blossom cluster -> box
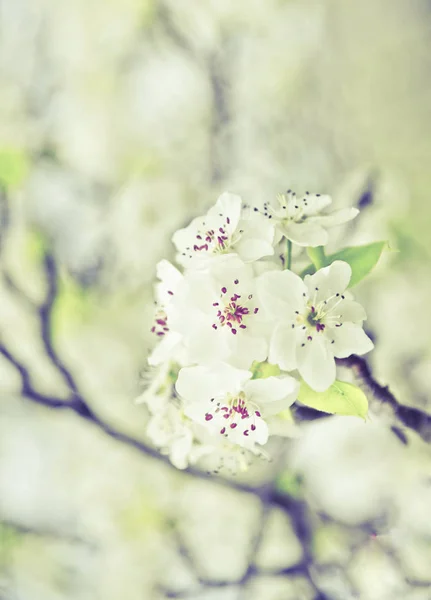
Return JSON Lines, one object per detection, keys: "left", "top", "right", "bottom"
{"left": 137, "top": 192, "right": 373, "bottom": 471}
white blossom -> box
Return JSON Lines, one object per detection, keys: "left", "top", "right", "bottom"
{"left": 135, "top": 361, "right": 178, "bottom": 414}
{"left": 257, "top": 261, "right": 373, "bottom": 391}
{"left": 146, "top": 403, "right": 195, "bottom": 470}
{"left": 167, "top": 257, "right": 270, "bottom": 369}
{"left": 172, "top": 192, "right": 275, "bottom": 267}
{"left": 176, "top": 362, "right": 299, "bottom": 451}
{"left": 261, "top": 191, "right": 358, "bottom": 247}
{"left": 148, "top": 259, "right": 186, "bottom": 367}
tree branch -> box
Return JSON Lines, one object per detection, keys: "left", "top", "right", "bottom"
{"left": 337, "top": 356, "right": 431, "bottom": 443}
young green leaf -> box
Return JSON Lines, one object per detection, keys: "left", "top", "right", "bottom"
{"left": 327, "top": 241, "right": 387, "bottom": 287}
{"left": 297, "top": 380, "right": 368, "bottom": 419}
{"left": 300, "top": 241, "right": 387, "bottom": 287}
{"left": 306, "top": 246, "right": 326, "bottom": 270}
{"left": 250, "top": 361, "right": 281, "bottom": 379}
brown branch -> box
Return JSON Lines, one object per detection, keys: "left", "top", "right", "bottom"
{"left": 337, "top": 356, "right": 431, "bottom": 443}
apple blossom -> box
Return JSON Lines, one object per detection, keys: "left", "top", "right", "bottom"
{"left": 167, "top": 257, "right": 272, "bottom": 369}
{"left": 148, "top": 259, "right": 186, "bottom": 366}
{"left": 136, "top": 361, "right": 179, "bottom": 414}
{"left": 260, "top": 190, "right": 358, "bottom": 247}
{"left": 176, "top": 363, "right": 299, "bottom": 451}
{"left": 257, "top": 261, "right": 373, "bottom": 392}
{"left": 172, "top": 192, "right": 275, "bottom": 266}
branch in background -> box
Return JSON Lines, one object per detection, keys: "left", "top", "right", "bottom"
{"left": 161, "top": 458, "right": 330, "bottom": 600}
{"left": 0, "top": 519, "right": 91, "bottom": 547}
{"left": 0, "top": 224, "right": 429, "bottom": 597}
{"left": 338, "top": 356, "right": 431, "bottom": 444}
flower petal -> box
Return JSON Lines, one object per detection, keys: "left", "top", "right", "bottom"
{"left": 257, "top": 269, "right": 307, "bottom": 320}
{"left": 148, "top": 332, "right": 182, "bottom": 366}
{"left": 234, "top": 238, "right": 275, "bottom": 262}
{"left": 305, "top": 261, "right": 351, "bottom": 304}
{"left": 234, "top": 213, "right": 275, "bottom": 262}
{"left": 269, "top": 322, "right": 297, "bottom": 371}
{"left": 176, "top": 363, "right": 252, "bottom": 404}
{"left": 331, "top": 323, "right": 374, "bottom": 358}
{"left": 311, "top": 207, "right": 359, "bottom": 227}
{"left": 209, "top": 192, "right": 242, "bottom": 231}
{"left": 281, "top": 221, "right": 329, "bottom": 247}
{"left": 338, "top": 299, "right": 367, "bottom": 323}
{"left": 301, "top": 193, "right": 332, "bottom": 216}
{"left": 297, "top": 335, "right": 336, "bottom": 392}
{"left": 245, "top": 375, "right": 299, "bottom": 414}
{"left": 169, "top": 431, "right": 194, "bottom": 470}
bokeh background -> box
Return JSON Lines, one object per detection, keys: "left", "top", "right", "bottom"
{"left": 1, "top": 1, "right": 431, "bottom": 599}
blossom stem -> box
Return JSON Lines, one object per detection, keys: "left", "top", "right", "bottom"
{"left": 285, "top": 239, "right": 292, "bottom": 270}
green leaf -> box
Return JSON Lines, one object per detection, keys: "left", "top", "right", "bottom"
{"left": 250, "top": 361, "right": 281, "bottom": 379}
{"left": 327, "top": 242, "right": 387, "bottom": 287}
{"left": 297, "top": 380, "right": 368, "bottom": 419}
{"left": 306, "top": 246, "right": 326, "bottom": 270}
{"left": 300, "top": 241, "right": 387, "bottom": 287}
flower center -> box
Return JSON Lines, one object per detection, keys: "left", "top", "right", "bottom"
{"left": 204, "top": 391, "right": 262, "bottom": 438}
{"left": 190, "top": 213, "right": 240, "bottom": 256}
{"left": 211, "top": 279, "right": 259, "bottom": 335}
{"left": 306, "top": 306, "right": 325, "bottom": 332}
{"left": 151, "top": 310, "right": 169, "bottom": 337}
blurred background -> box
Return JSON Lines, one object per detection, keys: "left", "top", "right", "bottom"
{"left": 0, "top": 0, "right": 431, "bottom": 598}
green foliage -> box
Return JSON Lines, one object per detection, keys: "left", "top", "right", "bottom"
{"left": 250, "top": 361, "right": 281, "bottom": 379}
{"left": 326, "top": 242, "right": 388, "bottom": 287}
{"left": 297, "top": 379, "right": 368, "bottom": 419}
{"left": 0, "top": 148, "right": 29, "bottom": 189}
{"left": 306, "top": 246, "right": 326, "bottom": 270}
{"left": 301, "top": 242, "right": 387, "bottom": 287}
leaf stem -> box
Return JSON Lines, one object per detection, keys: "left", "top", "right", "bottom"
{"left": 286, "top": 239, "right": 292, "bottom": 270}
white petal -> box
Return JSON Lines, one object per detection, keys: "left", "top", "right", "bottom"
{"left": 305, "top": 261, "right": 351, "bottom": 304}
{"left": 156, "top": 259, "right": 182, "bottom": 286}
{"left": 155, "top": 260, "right": 183, "bottom": 303}
{"left": 234, "top": 214, "right": 275, "bottom": 262}
{"left": 148, "top": 332, "right": 182, "bottom": 366}
{"left": 170, "top": 431, "right": 194, "bottom": 470}
{"left": 171, "top": 216, "right": 201, "bottom": 252}
{"left": 176, "top": 363, "right": 251, "bottom": 404}
{"left": 269, "top": 323, "right": 297, "bottom": 371}
{"left": 229, "top": 332, "right": 268, "bottom": 370}
{"left": 245, "top": 375, "right": 299, "bottom": 413}
{"left": 234, "top": 238, "right": 275, "bottom": 262}
{"left": 257, "top": 269, "right": 307, "bottom": 320}
{"left": 297, "top": 335, "right": 336, "bottom": 392}
{"left": 210, "top": 192, "right": 242, "bottom": 230}
{"left": 184, "top": 324, "right": 229, "bottom": 365}
{"left": 337, "top": 299, "right": 367, "bottom": 323}
{"left": 311, "top": 207, "right": 359, "bottom": 227}
{"left": 331, "top": 323, "right": 374, "bottom": 358}
{"left": 301, "top": 193, "right": 332, "bottom": 216}
{"left": 281, "top": 221, "right": 329, "bottom": 247}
